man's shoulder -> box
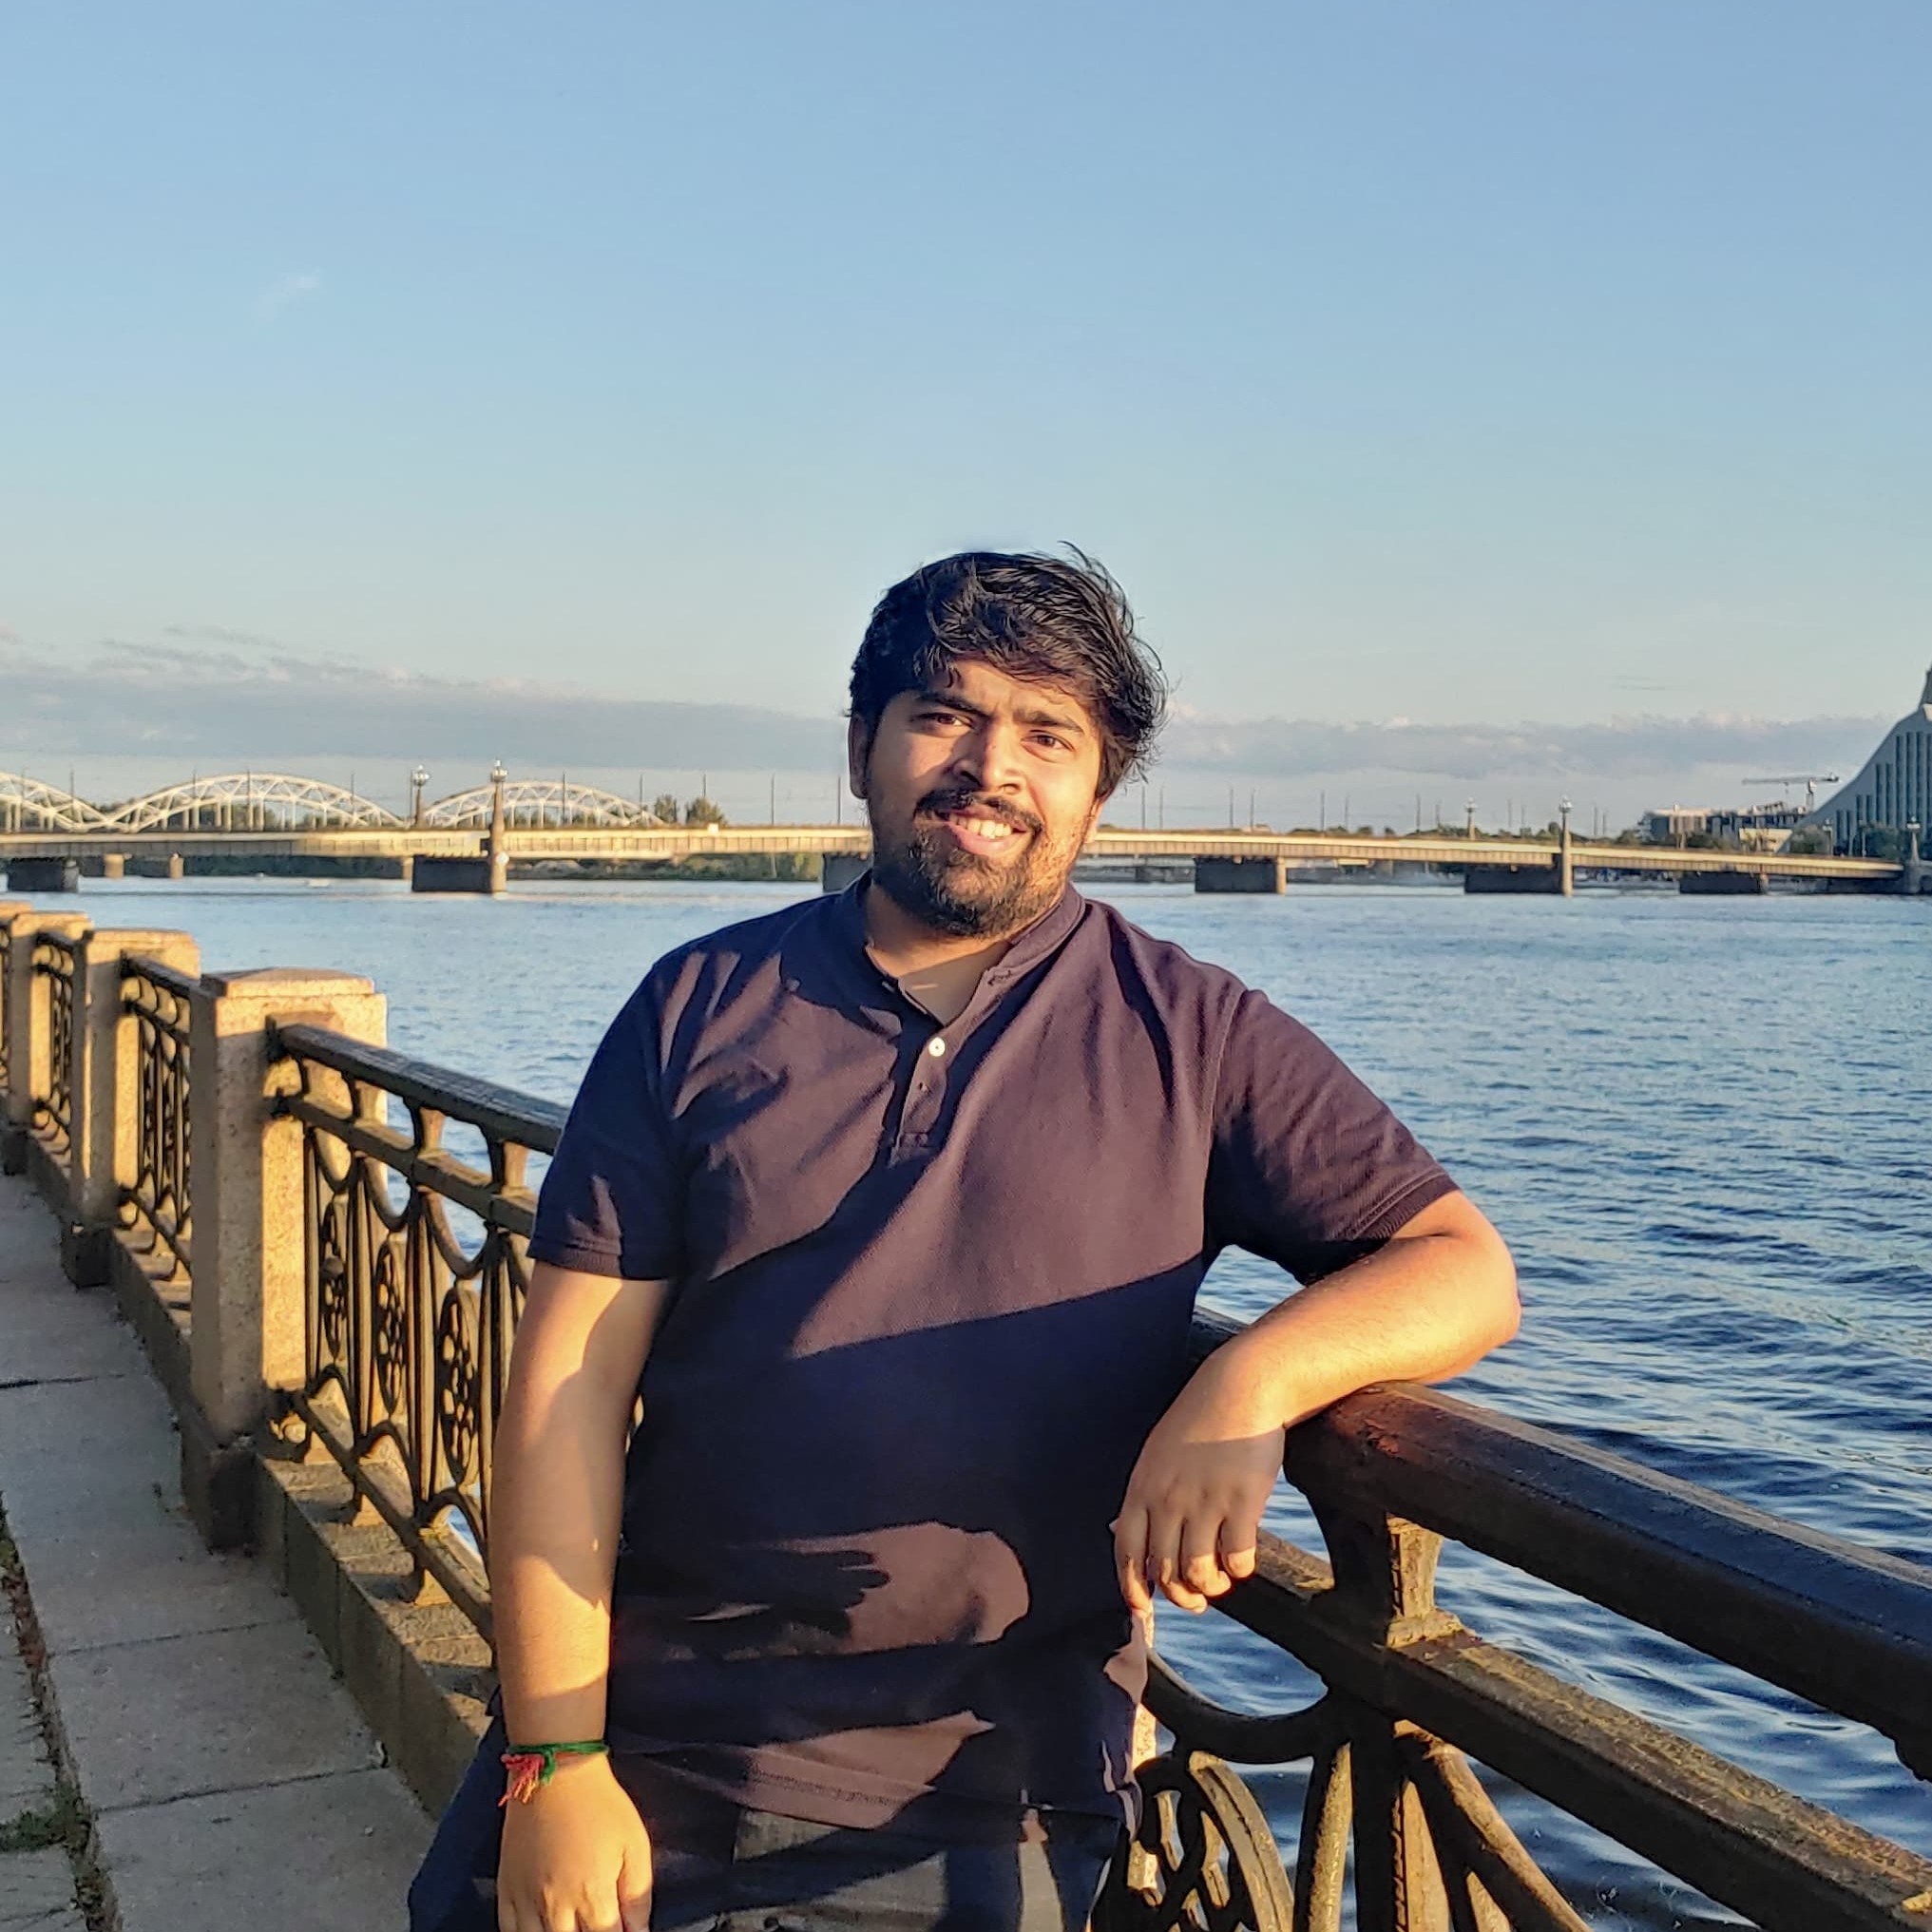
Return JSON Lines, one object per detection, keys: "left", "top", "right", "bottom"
{"left": 1065, "top": 894, "right": 1253, "bottom": 1018}
{"left": 629, "top": 893, "right": 832, "bottom": 1016}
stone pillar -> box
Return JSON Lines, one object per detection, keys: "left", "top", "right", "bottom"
{"left": 1558, "top": 821, "right": 1575, "bottom": 898}
{"left": 186, "top": 968, "right": 386, "bottom": 1542}
{"left": 166, "top": 852, "right": 186, "bottom": 880}
{"left": 1195, "top": 856, "right": 1287, "bottom": 893}
{"left": 67, "top": 929, "right": 201, "bottom": 1258}
{"left": 2, "top": 910, "right": 89, "bottom": 1138}
{"left": 6, "top": 857, "right": 82, "bottom": 893}
{"left": 100, "top": 853, "right": 127, "bottom": 881}
{"left": 411, "top": 856, "right": 500, "bottom": 893}
{"left": 820, "top": 852, "right": 870, "bottom": 894}
{"left": 1463, "top": 863, "right": 1563, "bottom": 895}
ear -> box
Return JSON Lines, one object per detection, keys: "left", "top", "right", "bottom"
{"left": 846, "top": 716, "right": 871, "bottom": 802}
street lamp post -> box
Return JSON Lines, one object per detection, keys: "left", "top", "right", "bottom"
{"left": 411, "top": 767, "right": 430, "bottom": 827}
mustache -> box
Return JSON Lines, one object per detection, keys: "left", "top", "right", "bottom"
{"left": 914, "top": 790, "right": 1042, "bottom": 835}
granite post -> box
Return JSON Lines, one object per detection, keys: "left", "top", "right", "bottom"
{"left": 185, "top": 966, "right": 387, "bottom": 1544}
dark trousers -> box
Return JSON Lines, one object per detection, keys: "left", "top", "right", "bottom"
{"left": 410, "top": 1723, "right": 1119, "bottom": 1932}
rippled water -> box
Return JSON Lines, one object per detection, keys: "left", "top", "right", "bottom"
{"left": 52, "top": 873, "right": 1932, "bottom": 1923}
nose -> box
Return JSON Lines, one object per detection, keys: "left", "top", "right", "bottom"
{"left": 952, "top": 717, "right": 1027, "bottom": 794}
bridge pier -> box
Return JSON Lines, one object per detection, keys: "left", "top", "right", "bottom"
{"left": 1195, "top": 857, "right": 1286, "bottom": 894}
{"left": 411, "top": 855, "right": 505, "bottom": 895}
{"left": 821, "top": 853, "right": 870, "bottom": 894}
{"left": 1464, "top": 862, "right": 1563, "bottom": 894}
{"left": 5, "top": 858, "right": 81, "bottom": 894}
{"left": 1680, "top": 871, "right": 1767, "bottom": 896}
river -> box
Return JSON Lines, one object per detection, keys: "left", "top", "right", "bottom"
{"left": 48, "top": 873, "right": 1932, "bottom": 1926}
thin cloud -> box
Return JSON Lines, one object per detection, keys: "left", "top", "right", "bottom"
{"left": 163, "top": 622, "right": 284, "bottom": 652}
{"left": 0, "top": 637, "right": 1891, "bottom": 798}
{"left": 255, "top": 271, "right": 321, "bottom": 322}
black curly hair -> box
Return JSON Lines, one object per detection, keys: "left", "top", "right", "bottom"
{"left": 849, "top": 549, "right": 1167, "bottom": 797}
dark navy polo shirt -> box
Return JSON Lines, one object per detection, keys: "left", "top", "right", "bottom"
{"left": 527, "top": 882, "right": 1455, "bottom": 1840}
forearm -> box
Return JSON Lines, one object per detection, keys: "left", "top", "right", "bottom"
{"left": 487, "top": 1261, "right": 672, "bottom": 1745}
{"left": 490, "top": 1381, "right": 628, "bottom": 1742}
{"left": 1220, "top": 1193, "right": 1519, "bottom": 1429}
{"left": 1116, "top": 1193, "right": 1516, "bottom": 1614}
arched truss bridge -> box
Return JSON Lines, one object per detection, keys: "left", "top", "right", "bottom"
{"left": 422, "top": 780, "right": 667, "bottom": 829}
{"left": 0, "top": 772, "right": 669, "bottom": 834}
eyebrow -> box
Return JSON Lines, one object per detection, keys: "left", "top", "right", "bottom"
{"left": 912, "top": 686, "right": 1090, "bottom": 737}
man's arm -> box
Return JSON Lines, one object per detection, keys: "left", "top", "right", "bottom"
{"left": 489, "top": 1261, "right": 675, "bottom": 1932}
{"left": 1114, "top": 1189, "right": 1518, "bottom": 1616}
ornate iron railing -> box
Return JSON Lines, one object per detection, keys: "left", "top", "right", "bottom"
{"left": 1096, "top": 1313, "right": 1932, "bottom": 1932}
{"left": 29, "top": 931, "right": 77, "bottom": 1157}
{"left": 256, "top": 1022, "right": 1932, "bottom": 1930}
{"left": 0, "top": 919, "right": 11, "bottom": 1090}
{"left": 120, "top": 956, "right": 197, "bottom": 1282}
{"left": 267, "top": 1022, "right": 564, "bottom": 1628}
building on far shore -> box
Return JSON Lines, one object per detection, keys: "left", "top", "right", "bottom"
{"left": 1802, "top": 666, "right": 1932, "bottom": 853}
{"left": 1638, "top": 805, "right": 1712, "bottom": 844}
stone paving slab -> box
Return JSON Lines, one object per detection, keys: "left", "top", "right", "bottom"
{"left": 0, "top": 1846, "right": 85, "bottom": 1930}
{"left": 0, "top": 1172, "right": 431, "bottom": 1929}
{"left": 51, "top": 1617, "right": 384, "bottom": 1814}
{"left": 96, "top": 1769, "right": 425, "bottom": 1932}
{"left": 19, "top": 1510, "right": 297, "bottom": 1655}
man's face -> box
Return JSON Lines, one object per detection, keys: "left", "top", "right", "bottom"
{"left": 851, "top": 658, "right": 1108, "bottom": 940}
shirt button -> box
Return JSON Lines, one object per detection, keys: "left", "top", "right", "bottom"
{"left": 926, "top": 1036, "right": 947, "bottom": 1059}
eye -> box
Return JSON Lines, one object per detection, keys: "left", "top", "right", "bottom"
{"left": 1029, "top": 732, "right": 1075, "bottom": 754}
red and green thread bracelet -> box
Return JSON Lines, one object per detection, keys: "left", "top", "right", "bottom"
{"left": 499, "top": 1739, "right": 609, "bottom": 1806}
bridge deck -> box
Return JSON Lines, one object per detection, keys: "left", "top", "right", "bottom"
{"left": 0, "top": 825, "right": 1903, "bottom": 881}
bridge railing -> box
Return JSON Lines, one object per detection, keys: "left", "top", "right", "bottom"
{"left": 0, "top": 897, "right": 1927, "bottom": 1932}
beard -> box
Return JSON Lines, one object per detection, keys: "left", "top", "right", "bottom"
{"left": 868, "top": 789, "right": 1081, "bottom": 940}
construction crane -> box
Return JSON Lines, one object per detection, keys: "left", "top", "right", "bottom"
{"left": 1743, "top": 774, "right": 1840, "bottom": 813}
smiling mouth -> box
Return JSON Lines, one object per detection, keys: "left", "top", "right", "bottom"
{"left": 926, "top": 807, "right": 1033, "bottom": 856}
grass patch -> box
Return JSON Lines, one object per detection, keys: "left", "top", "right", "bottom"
{"left": 0, "top": 1781, "right": 85, "bottom": 1855}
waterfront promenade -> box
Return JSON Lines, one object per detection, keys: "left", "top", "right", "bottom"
{"left": 0, "top": 1173, "right": 429, "bottom": 1929}
{"left": 1, "top": 889, "right": 1929, "bottom": 1931}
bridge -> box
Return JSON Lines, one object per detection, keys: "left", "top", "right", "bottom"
{"left": 0, "top": 770, "right": 1917, "bottom": 896}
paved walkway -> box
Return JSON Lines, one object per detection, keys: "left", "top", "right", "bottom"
{"left": 0, "top": 1172, "right": 430, "bottom": 1930}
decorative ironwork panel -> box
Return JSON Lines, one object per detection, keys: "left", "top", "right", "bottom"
{"left": 0, "top": 922, "right": 11, "bottom": 1089}
{"left": 271, "top": 1022, "right": 564, "bottom": 1633}
{"left": 1096, "top": 1749, "right": 1297, "bottom": 1932}
{"left": 29, "top": 932, "right": 77, "bottom": 1156}
{"left": 120, "top": 957, "right": 196, "bottom": 1280}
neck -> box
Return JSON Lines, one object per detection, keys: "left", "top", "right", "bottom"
{"left": 861, "top": 880, "right": 1032, "bottom": 979}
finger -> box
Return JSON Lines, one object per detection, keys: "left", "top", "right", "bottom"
{"left": 1178, "top": 1513, "right": 1233, "bottom": 1601}
{"left": 619, "top": 1838, "right": 655, "bottom": 1932}
{"left": 1146, "top": 1508, "right": 1208, "bottom": 1613}
{"left": 1114, "top": 1505, "right": 1152, "bottom": 1614}
{"left": 1220, "top": 1519, "right": 1259, "bottom": 1584}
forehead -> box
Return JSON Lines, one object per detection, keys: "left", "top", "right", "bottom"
{"left": 923, "top": 657, "right": 1098, "bottom": 727}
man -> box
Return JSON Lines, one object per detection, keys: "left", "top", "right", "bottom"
{"left": 411, "top": 551, "right": 1519, "bottom": 1932}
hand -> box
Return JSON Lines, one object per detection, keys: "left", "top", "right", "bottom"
{"left": 497, "top": 1752, "right": 653, "bottom": 1932}
{"left": 1113, "top": 1349, "right": 1286, "bottom": 1615}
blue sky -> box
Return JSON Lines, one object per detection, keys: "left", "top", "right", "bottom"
{"left": 4, "top": 2, "right": 1928, "bottom": 825}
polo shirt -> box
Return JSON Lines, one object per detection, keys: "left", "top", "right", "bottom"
{"left": 526, "top": 881, "right": 1455, "bottom": 1840}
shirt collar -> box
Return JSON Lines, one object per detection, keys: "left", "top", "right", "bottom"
{"left": 824, "top": 870, "right": 1086, "bottom": 1000}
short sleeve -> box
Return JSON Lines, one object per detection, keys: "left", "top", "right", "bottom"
{"left": 528, "top": 983, "right": 685, "bottom": 1281}
{"left": 1206, "top": 989, "right": 1457, "bottom": 1282}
